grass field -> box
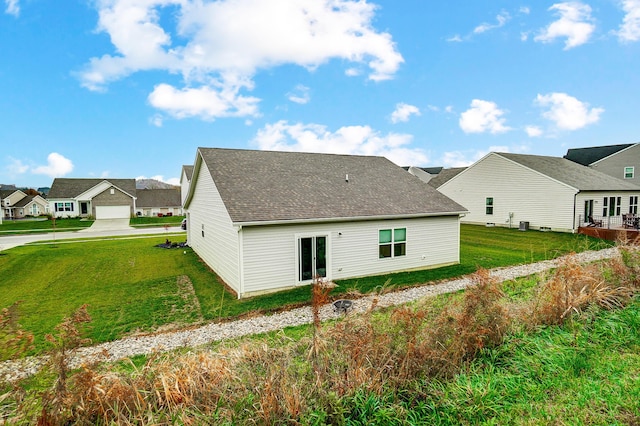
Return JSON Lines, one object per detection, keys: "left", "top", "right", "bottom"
{"left": 0, "top": 217, "right": 93, "bottom": 234}
{"left": 0, "top": 225, "right": 613, "bottom": 354}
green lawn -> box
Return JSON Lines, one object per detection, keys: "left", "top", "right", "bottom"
{"left": 0, "top": 217, "right": 93, "bottom": 234}
{"left": 0, "top": 225, "right": 613, "bottom": 354}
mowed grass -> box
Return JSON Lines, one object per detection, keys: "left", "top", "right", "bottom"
{"left": 0, "top": 225, "right": 613, "bottom": 354}
{"left": 0, "top": 218, "right": 93, "bottom": 234}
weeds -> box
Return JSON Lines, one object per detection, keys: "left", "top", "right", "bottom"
{"left": 2, "top": 244, "right": 639, "bottom": 424}
{"left": 0, "top": 302, "right": 34, "bottom": 362}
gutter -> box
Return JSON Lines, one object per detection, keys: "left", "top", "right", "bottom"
{"left": 233, "top": 210, "right": 470, "bottom": 227}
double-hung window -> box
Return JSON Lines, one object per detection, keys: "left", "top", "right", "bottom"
{"left": 485, "top": 197, "right": 494, "bottom": 215}
{"left": 603, "top": 196, "right": 621, "bottom": 217}
{"left": 55, "top": 202, "right": 74, "bottom": 212}
{"left": 379, "top": 228, "right": 406, "bottom": 258}
{"left": 624, "top": 167, "right": 634, "bottom": 179}
{"left": 630, "top": 196, "right": 638, "bottom": 215}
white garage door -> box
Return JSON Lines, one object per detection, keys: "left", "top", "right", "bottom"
{"left": 95, "top": 205, "right": 130, "bottom": 219}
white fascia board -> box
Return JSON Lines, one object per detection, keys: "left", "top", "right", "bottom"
{"left": 234, "top": 210, "right": 469, "bottom": 227}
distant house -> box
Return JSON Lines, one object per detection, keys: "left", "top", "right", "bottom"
{"left": 427, "top": 167, "right": 467, "bottom": 189}
{"left": 48, "top": 178, "right": 137, "bottom": 219}
{"left": 180, "top": 165, "right": 194, "bottom": 208}
{"left": 1, "top": 189, "right": 28, "bottom": 220}
{"left": 12, "top": 194, "right": 49, "bottom": 218}
{"left": 565, "top": 143, "right": 640, "bottom": 186}
{"left": 438, "top": 152, "right": 640, "bottom": 233}
{"left": 184, "top": 148, "right": 467, "bottom": 298}
{"left": 135, "top": 189, "right": 183, "bottom": 217}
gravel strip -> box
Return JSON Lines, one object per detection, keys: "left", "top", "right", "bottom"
{"left": 0, "top": 247, "right": 620, "bottom": 383}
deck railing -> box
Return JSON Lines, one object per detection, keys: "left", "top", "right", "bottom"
{"left": 579, "top": 214, "right": 639, "bottom": 230}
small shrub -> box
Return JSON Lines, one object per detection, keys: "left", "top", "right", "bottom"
{"left": 0, "top": 302, "right": 34, "bottom": 362}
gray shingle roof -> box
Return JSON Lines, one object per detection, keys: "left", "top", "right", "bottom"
{"left": 48, "top": 178, "right": 137, "bottom": 199}
{"left": 197, "top": 148, "right": 467, "bottom": 224}
{"left": 497, "top": 152, "right": 640, "bottom": 191}
{"left": 428, "top": 167, "right": 467, "bottom": 188}
{"left": 136, "top": 189, "right": 181, "bottom": 208}
{"left": 564, "top": 143, "right": 636, "bottom": 166}
{"left": 182, "top": 165, "right": 194, "bottom": 181}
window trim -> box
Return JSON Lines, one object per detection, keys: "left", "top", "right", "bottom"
{"left": 379, "top": 227, "right": 407, "bottom": 259}
{"left": 624, "top": 166, "right": 634, "bottom": 179}
{"left": 630, "top": 196, "right": 638, "bottom": 215}
{"left": 485, "top": 197, "right": 494, "bottom": 215}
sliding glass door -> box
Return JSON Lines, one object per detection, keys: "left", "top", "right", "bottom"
{"left": 298, "top": 235, "right": 327, "bottom": 282}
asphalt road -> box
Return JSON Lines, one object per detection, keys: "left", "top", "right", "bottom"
{"left": 0, "top": 219, "right": 186, "bottom": 252}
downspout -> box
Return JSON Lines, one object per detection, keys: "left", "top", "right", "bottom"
{"left": 572, "top": 192, "right": 577, "bottom": 233}
{"left": 237, "top": 225, "right": 244, "bottom": 299}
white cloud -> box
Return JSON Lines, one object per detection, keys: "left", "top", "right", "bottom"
{"left": 6, "top": 157, "right": 29, "bottom": 176}
{"left": 80, "top": 0, "right": 403, "bottom": 120}
{"left": 32, "top": 153, "right": 74, "bottom": 178}
{"left": 474, "top": 11, "right": 510, "bottom": 34}
{"left": 446, "top": 34, "right": 463, "bottom": 42}
{"left": 459, "top": 99, "right": 511, "bottom": 134}
{"left": 525, "top": 125, "right": 543, "bottom": 137}
{"left": 287, "top": 85, "right": 311, "bottom": 104}
{"left": 617, "top": 0, "right": 640, "bottom": 42}
{"left": 252, "top": 120, "right": 429, "bottom": 166}
{"left": 4, "top": 0, "right": 19, "bottom": 16}
{"left": 535, "top": 92, "right": 604, "bottom": 130}
{"left": 520, "top": 7, "right": 531, "bottom": 15}
{"left": 148, "top": 82, "right": 260, "bottom": 120}
{"left": 390, "top": 103, "right": 421, "bottom": 124}
{"left": 534, "top": 2, "right": 595, "bottom": 49}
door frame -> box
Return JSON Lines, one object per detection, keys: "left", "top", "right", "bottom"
{"left": 295, "top": 232, "right": 331, "bottom": 285}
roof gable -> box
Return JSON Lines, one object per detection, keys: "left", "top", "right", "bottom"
{"left": 192, "top": 148, "right": 466, "bottom": 224}
{"left": 48, "top": 178, "right": 137, "bottom": 199}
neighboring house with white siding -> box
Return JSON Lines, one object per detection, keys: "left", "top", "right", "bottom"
{"left": 48, "top": 178, "right": 137, "bottom": 219}
{"left": 564, "top": 142, "right": 640, "bottom": 186}
{"left": 135, "top": 189, "right": 183, "bottom": 217}
{"left": 438, "top": 152, "right": 640, "bottom": 233}
{"left": 183, "top": 148, "right": 467, "bottom": 299}
{"left": 180, "top": 165, "right": 194, "bottom": 208}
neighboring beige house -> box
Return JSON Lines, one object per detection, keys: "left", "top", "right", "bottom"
{"left": 135, "top": 189, "right": 183, "bottom": 217}
{"left": 184, "top": 148, "right": 467, "bottom": 298}
{"left": 438, "top": 152, "right": 640, "bottom": 233}
{"left": 12, "top": 194, "right": 49, "bottom": 218}
{"left": 48, "top": 178, "right": 137, "bottom": 219}
{"left": 1, "top": 189, "right": 28, "bottom": 220}
{"left": 565, "top": 143, "right": 640, "bottom": 186}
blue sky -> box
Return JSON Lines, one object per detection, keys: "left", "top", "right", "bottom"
{"left": 2, "top": 0, "right": 639, "bottom": 188}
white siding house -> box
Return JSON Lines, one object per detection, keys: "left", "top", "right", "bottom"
{"left": 184, "top": 148, "right": 467, "bottom": 298}
{"left": 438, "top": 152, "right": 640, "bottom": 233}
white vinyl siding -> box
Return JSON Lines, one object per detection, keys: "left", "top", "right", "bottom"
{"left": 576, "top": 191, "right": 640, "bottom": 225}
{"left": 439, "top": 153, "right": 578, "bottom": 232}
{"left": 187, "top": 163, "right": 240, "bottom": 293}
{"left": 240, "top": 216, "right": 460, "bottom": 296}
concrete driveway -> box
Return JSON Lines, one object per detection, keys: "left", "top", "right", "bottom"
{"left": 78, "top": 218, "right": 132, "bottom": 232}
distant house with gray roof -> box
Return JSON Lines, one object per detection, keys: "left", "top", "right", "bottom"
{"left": 438, "top": 152, "right": 640, "bottom": 233}
{"left": 135, "top": 188, "right": 182, "bottom": 217}
{"left": 48, "top": 178, "right": 137, "bottom": 219}
{"left": 564, "top": 143, "right": 640, "bottom": 186}
{"left": 183, "top": 148, "right": 467, "bottom": 298}
{"left": 180, "top": 165, "right": 194, "bottom": 207}
{"left": 12, "top": 194, "right": 49, "bottom": 218}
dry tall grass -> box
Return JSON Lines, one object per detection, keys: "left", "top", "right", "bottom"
{"left": 2, "top": 244, "right": 639, "bottom": 425}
